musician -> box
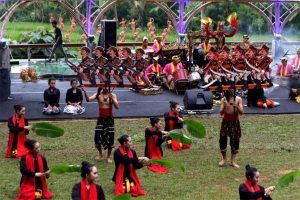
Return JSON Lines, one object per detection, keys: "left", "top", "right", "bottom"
{"left": 245, "top": 45, "right": 259, "bottom": 68}
{"left": 82, "top": 86, "right": 119, "bottom": 163}
{"left": 134, "top": 48, "right": 153, "bottom": 87}
{"left": 219, "top": 89, "right": 243, "bottom": 168}
{"left": 93, "top": 46, "right": 108, "bottom": 83}
{"left": 240, "top": 35, "right": 251, "bottom": 50}
{"left": 276, "top": 57, "right": 294, "bottom": 77}
{"left": 199, "top": 37, "right": 212, "bottom": 62}
{"left": 290, "top": 48, "right": 300, "bottom": 72}
{"left": 141, "top": 37, "right": 149, "bottom": 50}
{"left": 78, "top": 46, "right": 95, "bottom": 85}
{"left": 107, "top": 46, "right": 123, "bottom": 87}
{"left": 257, "top": 44, "right": 273, "bottom": 82}
{"left": 163, "top": 55, "right": 184, "bottom": 90}
{"left": 152, "top": 36, "right": 164, "bottom": 56}
{"left": 203, "top": 47, "right": 220, "bottom": 84}
{"left": 219, "top": 46, "right": 233, "bottom": 85}
{"left": 233, "top": 45, "right": 246, "bottom": 71}
{"left": 145, "top": 57, "right": 163, "bottom": 85}
{"left": 121, "top": 47, "right": 140, "bottom": 90}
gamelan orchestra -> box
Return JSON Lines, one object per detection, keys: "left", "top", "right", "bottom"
{"left": 64, "top": 12, "right": 296, "bottom": 104}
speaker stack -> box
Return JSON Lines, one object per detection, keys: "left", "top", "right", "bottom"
{"left": 183, "top": 89, "right": 213, "bottom": 110}
{"left": 98, "top": 20, "right": 117, "bottom": 49}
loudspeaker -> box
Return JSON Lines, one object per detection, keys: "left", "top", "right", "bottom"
{"left": 98, "top": 20, "right": 117, "bottom": 49}
{"left": 183, "top": 89, "right": 213, "bottom": 110}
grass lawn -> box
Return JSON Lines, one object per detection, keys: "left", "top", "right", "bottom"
{"left": 0, "top": 115, "right": 300, "bottom": 200}
{"left": 2, "top": 21, "right": 300, "bottom": 44}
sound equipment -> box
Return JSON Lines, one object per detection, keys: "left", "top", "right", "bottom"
{"left": 98, "top": 20, "right": 117, "bottom": 49}
{"left": 183, "top": 89, "right": 213, "bottom": 110}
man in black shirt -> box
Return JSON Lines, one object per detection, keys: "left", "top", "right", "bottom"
{"left": 48, "top": 20, "right": 68, "bottom": 62}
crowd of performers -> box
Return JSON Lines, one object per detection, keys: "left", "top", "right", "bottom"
{"left": 5, "top": 95, "right": 277, "bottom": 199}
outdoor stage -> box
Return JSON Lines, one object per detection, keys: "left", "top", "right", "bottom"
{"left": 0, "top": 70, "right": 299, "bottom": 122}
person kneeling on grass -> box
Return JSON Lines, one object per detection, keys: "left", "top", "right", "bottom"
{"left": 145, "top": 117, "right": 169, "bottom": 173}
{"left": 72, "top": 161, "right": 105, "bottom": 200}
{"left": 239, "top": 164, "right": 275, "bottom": 200}
{"left": 113, "top": 135, "right": 149, "bottom": 197}
{"left": 16, "top": 139, "right": 53, "bottom": 200}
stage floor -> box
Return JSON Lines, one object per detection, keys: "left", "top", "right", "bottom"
{"left": 1, "top": 72, "right": 300, "bottom": 122}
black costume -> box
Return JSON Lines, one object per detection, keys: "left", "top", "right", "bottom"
{"left": 71, "top": 182, "right": 105, "bottom": 200}
{"left": 43, "top": 87, "right": 60, "bottom": 107}
{"left": 65, "top": 88, "right": 83, "bottom": 105}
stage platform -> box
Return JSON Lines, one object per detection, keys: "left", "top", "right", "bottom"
{"left": 0, "top": 73, "right": 300, "bottom": 122}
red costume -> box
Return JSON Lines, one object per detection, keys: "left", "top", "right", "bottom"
{"left": 144, "top": 127, "right": 168, "bottom": 173}
{"left": 113, "top": 146, "right": 146, "bottom": 197}
{"left": 16, "top": 153, "right": 53, "bottom": 200}
{"left": 164, "top": 111, "right": 190, "bottom": 151}
{"left": 5, "top": 114, "right": 28, "bottom": 158}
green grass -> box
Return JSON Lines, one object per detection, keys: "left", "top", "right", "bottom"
{"left": 0, "top": 115, "right": 300, "bottom": 199}
{"left": 2, "top": 21, "right": 300, "bottom": 44}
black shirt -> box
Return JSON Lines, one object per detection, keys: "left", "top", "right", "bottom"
{"left": 44, "top": 87, "right": 60, "bottom": 107}
{"left": 71, "top": 183, "right": 105, "bottom": 200}
{"left": 144, "top": 128, "right": 164, "bottom": 158}
{"left": 65, "top": 88, "right": 83, "bottom": 105}
{"left": 239, "top": 183, "right": 272, "bottom": 200}
{"left": 54, "top": 27, "right": 63, "bottom": 45}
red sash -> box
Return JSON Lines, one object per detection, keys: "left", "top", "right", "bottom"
{"left": 168, "top": 112, "right": 190, "bottom": 151}
{"left": 80, "top": 179, "right": 98, "bottom": 200}
{"left": 146, "top": 128, "right": 168, "bottom": 174}
{"left": 99, "top": 108, "right": 112, "bottom": 117}
{"left": 5, "top": 114, "right": 28, "bottom": 158}
{"left": 243, "top": 180, "right": 263, "bottom": 200}
{"left": 115, "top": 146, "right": 146, "bottom": 197}
{"left": 16, "top": 153, "right": 53, "bottom": 200}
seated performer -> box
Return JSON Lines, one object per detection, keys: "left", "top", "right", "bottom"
{"left": 5, "top": 104, "right": 31, "bottom": 158}
{"left": 63, "top": 79, "right": 85, "bottom": 115}
{"left": 145, "top": 57, "right": 164, "bottom": 85}
{"left": 203, "top": 47, "right": 220, "bottom": 85}
{"left": 82, "top": 86, "right": 119, "bottom": 163}
{"left": 78, "top": 46, "right": 95, "bottom": 85}
{"left": 152, "top": 36, "right": 163, "bottom": 56}
{"left": 113, "top": 135, "right": 149, "bottom": 197}
{"left": 134, "top": 48, "right": 153, "bottom": 87}
{"left": 199, "top": 37, "right": 212, "bottom": 67}
{"left": 16, "top": 139, "right": 53, "bottom": 200}
{"left": 164, "top": 101, "right": 190, "bottom": 151}
{"left": 145, "top": 117, "right": 169, "bottom": 173}
{"left": 219, "top": 89, "right": 243, "bottom": 168}
{"left": 247, "top": 87, "right": 280, "bottom": 108}
{"left": 93, "top": 46, "right": 109, "bottom": 83}
{"left": 257, "top": 44, "right": 273, "bottom": 83}
{"left": 240, "top": 35, "right": 251, "bottom": 50}
{"left": 121, "top": 47, "right": 142, "bottom": 90}
{"left": 163, "top": 55, "right": 184, "bottom": 90}
{"left": 107, "top": 46, "right": 123, "bottom": 87}
{"left": 239, "top": 164, "right": 275, "bottom": 200}
{"left": 219, "top": 46, "right": 233, "bottom": 85}
{"left": 43, "top": 78, "right": 60, "bottom": 115}
{"left": 276, "top": 57, "right": 294, "bottom": 77}
{"left": 71, "top": 161, "right": 106, "bottom": 200}
{"left": 290, "top": 48, "right": 300, "bottom": 72}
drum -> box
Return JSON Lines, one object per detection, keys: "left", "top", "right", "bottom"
{"left": 173, "top": 69, "right": 189, "bottom": 91}
{"left": 189, "top": 71, "right": 201, "bottom": 88}
{"left": 173, "top": 69, "right": 188, "bottom": 82}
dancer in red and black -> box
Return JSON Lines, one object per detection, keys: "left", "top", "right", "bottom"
{"left": 113, "top": 135, "right": 149, "bottom": 197}
{"left": 239, "top": 164, "right": 275, "bottom": 200}
{"left": 16, "top": 139, "right": 53, "bottom": 200}
{"left": 82, "top": 86, "right": 119, "bottom": 163}
{"left": 72, "top": 161, "right": 105, "bottom": 200}
{"left": 164, "top": 101, "right": 190, "bottom": 151}
{"left": 145, "top": 117, "right": 169, "bottom": 173}
{"left": 219, "top": 89, "right": 243, "bottom": 168}
{"left": 5, "top": 104, "right": 31, "bottom": 158}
